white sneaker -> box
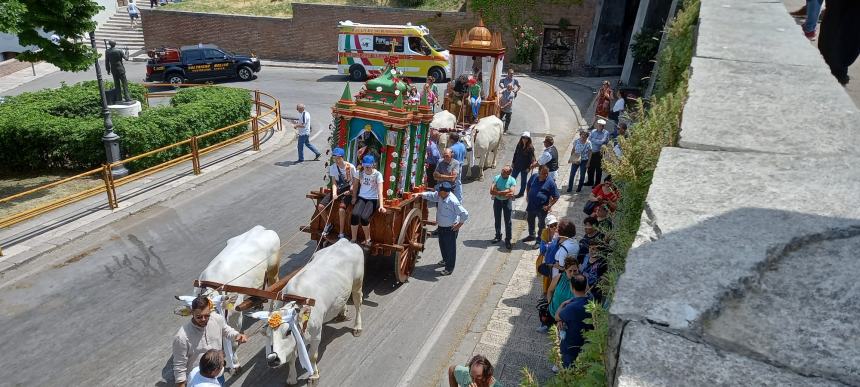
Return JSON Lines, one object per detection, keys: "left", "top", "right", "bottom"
{"left": 338, "top": 233, "right": 346, "bottom": 239}
{"left": 535, "top": 325, "right": 549, "bottom": 333}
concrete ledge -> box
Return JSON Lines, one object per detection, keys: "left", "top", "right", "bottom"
{"left": 608, "top": 0, "right": 860, "bottom": 385}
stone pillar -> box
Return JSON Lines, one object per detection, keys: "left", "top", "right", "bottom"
{"left": 108, "top": 100, "right": 142, "bottom": 117}
{"left": 620, "top": 0, "right": 652, "bottom": 85}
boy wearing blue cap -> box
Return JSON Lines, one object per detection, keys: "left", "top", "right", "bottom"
{"left": 351, "top": 155, "right": 386, "bottom": 245}
{"left": 418, "top": 181, "right": 469, "bottom": 276}
{"left": 318, "top": 148, "right": 355, "bottom": 239}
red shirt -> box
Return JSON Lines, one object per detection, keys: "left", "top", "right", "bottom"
{"left": 592, "top": 183, "right": 620, "bottom": 203}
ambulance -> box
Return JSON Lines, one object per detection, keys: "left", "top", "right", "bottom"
{"left": 337, "top": 21, "right": 451, "bottom": 81}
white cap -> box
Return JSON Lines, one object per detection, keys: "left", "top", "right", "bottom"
{"left": 521, "top": 131, "right": 531, "bottom": 138}
{"left": 545, "top": 214, "right": 559, "bottom": 225}
{"left": 597, "top": 118, "right": 607, "bottom": 125}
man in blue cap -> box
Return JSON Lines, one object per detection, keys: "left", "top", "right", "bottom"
{"left": 418, "top": 181, "right": 468, "bottom": 276}
{"left": 318, "top": 147, "right": 355, "bottom": 239}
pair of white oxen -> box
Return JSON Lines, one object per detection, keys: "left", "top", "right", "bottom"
{"left": 178, "top": 225, "right": 364, "bottom": 385}
{"left": 429, "top": 110, "right": 505, "bottom": 180}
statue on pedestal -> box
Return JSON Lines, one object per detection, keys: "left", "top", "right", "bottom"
{"left": 105, "top": 40, "right": 132, "bottom": 105}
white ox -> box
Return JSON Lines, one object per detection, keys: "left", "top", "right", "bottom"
{"left": 430, "top": 110, "right": 457, "bottom": 150}
{"left": 177, "top": 225, "right": 281, "bottom": 368}
{"left": 466, "top": 115, "right": 504, "bottom": 180}
{"left": 249, "top": 238, "right": 364, "bottom": 385}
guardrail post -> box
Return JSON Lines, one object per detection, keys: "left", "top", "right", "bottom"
{"left": 276, "top": 102, "right": 283, "bottom": 131}
{"left": 254, "top": 90, "right": 261, "bottom": 119}
{"left": 102, "top": 164, "right": 118, "bottom": 209}
{"left": 191, "top": 136, "right": 201, "bottom": 175}
{"left": 251, "top": 116, "right": 261, "bottom": 151}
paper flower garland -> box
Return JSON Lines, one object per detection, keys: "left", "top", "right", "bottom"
{"left": 268, "top": 311, "right": 283, "bottom": 329}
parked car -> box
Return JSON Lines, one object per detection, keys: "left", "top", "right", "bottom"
{"left": 145, "top": 44, "right": 261, "bottom": 84}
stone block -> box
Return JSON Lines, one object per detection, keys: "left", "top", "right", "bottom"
{"left": 705, "top": 234, "right": 860, "bottom": 385}
{"left": 681, "top": 56, "right": 859, "bottom": 154}
{"left": 615, "top": 322, "right": 844, "bottom": 387}
{"left": 695, "top": 9, "right": 822, "bottom": 67}
{"left": 108, "top": 100, "right": 142, "bottom": 117}
{"left": 610, "top": 148, "right": 860, "bottom": 330}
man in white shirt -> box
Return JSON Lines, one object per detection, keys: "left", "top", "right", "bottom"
{"left": 532, "top": 135, "right": 559, "bottom": 181}
{"left": 293, "top": 103, "right": 321, "bottom": 162}
{"left": 187, "top": 349, "right": 224, "bottom": 387}
{"left": 173, "top": 296, "right": 247, "bottom": 387}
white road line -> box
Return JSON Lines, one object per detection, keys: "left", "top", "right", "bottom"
{"left": 396, "top": 246, "right": 495, "bottom": 387}
{"left": 519, "top": 90, "right": 551, "bottom": 133}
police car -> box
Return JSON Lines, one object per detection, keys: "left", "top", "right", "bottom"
{"left": 145, "top": 44, "right": 261, "bottom": 84}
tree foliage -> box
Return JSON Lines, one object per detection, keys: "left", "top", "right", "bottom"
{"left": 0, "top": 0, "right": 101, "bottom": 71}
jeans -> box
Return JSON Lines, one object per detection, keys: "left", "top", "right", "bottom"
{"left": 437, "top": 226, "right": 458, "bottom": 272}
{"left": 493, "top": 198, "right": 513, "bottom": 242}
{"left": 561, "top": 344, "right": 582, "bottom": 368}
{"left": 453, "top": 182, "right": 463, "bottom": 203}
{"left": 470, "top": 96, "right": 481, "bottom": 119}
{"left": 526, "top": 209, "right": 548, "bottom": 238}
{"left": 803, "top": 0, "right": 823, "bottom": 33}
{"left": 297, "top": 134, "right": 320, "bottom": 161}
{"left": 499, "top": 111, "right": 512, "bottom": 132}
{"left": 567, "top": 161, "right": 589, "bottom": 192}
{"left": 512, "top": 168, "right": 529, "bottom": 196}
{"left": 586, "top": 151, "right": 602, "bottom": 185}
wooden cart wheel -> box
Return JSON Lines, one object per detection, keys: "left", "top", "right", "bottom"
{"left": 394, "top": 208, "right": 424, "bottom": 283}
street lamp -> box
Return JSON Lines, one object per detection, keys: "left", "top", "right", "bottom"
{"left": 89, "top": 31, "right": 129, "bottom": 178}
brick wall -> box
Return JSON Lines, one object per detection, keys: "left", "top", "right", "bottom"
{"left": 141, "top": 2, "right": 598, "bottom": 71}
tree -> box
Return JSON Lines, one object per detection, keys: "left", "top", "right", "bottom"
{"left": 0, "top": 0, "right": 101, "bottom": 71}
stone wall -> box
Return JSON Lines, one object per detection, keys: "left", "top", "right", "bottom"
{"left": 607, "top": 1, "right": 860, "bottom": 386}
{"left": 140, "top": 2, "right": 598, "bottom": 71}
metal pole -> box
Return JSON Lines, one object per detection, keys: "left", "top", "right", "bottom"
{"left": 31, "top": 62, "right": 35, "bottom": 76}
{"left": 89, "top": 31, "right": 129, "bottom": 178}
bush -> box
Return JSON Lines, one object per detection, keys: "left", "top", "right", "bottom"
{"left": 0, "top": 82, "right": 251, "bottom": 172}
{"left": 525, "top": 1, "right": 699, "bottom": 386}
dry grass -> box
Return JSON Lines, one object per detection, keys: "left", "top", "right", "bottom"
{"left": 0, "top": 172, "right": 103, "bottom": 220}
{"left": 161, "top": 0, "right": 464, "bottom": 17}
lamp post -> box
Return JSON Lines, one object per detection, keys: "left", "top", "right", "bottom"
{"left": 89, "top": 31, "right": 128, "bottom": 178}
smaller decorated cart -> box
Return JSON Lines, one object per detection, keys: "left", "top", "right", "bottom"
{"left": 302, "top": 55, "right": 434, "bottom": 283}
{"left": 442, "top": 19, "right": 506, "bottom": 126}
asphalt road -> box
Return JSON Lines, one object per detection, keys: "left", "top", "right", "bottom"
{"left": 0, "top": 66, "right": 591, "bottom": 386}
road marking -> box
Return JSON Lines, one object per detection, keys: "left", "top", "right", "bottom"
{"left": 519, "top": 90, "right": 551, "bottom": 132}
{"left": 396, "top": 246, "right": 495, "bottom": 387}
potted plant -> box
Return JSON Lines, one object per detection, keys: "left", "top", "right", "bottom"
{"left": 511, "top": 25, "right": 541, "bottom": 71}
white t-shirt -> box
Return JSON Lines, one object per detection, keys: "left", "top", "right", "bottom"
{"left": 329, "top": 162, "right": 355, "bottom": 183}
{"left": 358, "top": 169, "right": 383, "bottom": 200}
{"left": 612, "top": 98, "right": 625, "bottom": 113}
{"left": 188, "top": 367, "right": 221, "bottom": 387}
{"left": 298, "top": 111, "right": 312, "bottom": 136}
{"left": 554, "top": 238, "right": 580, "bottom": 272}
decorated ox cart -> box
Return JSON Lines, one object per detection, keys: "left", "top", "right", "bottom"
{"left": 302, "top": 55, "right": 434, "bottom": 284}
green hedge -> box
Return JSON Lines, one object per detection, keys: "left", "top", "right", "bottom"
{"left": 522, "top": 1, "right": 699, "bottom": 386}
{"left": 0, "top": 82, "right": 251, "bottom": 171}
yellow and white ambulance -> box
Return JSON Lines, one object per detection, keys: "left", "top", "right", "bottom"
{"left": 337, "top": 21, "right": 451, "bottom": 81}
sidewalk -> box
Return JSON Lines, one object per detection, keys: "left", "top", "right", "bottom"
{"left": 448, "top": 76, "right": 600, "bottom": 386}
{"left": 0, "top": 62, "right": 60, "bottom": 94}
{"left": 0, "top": 120, "right": 296, "bottom": 273}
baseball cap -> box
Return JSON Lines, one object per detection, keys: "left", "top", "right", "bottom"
{"left": 521, "top": 131, "right": 531, "bottom": 138}
{"left": 545, "top": 214, "right": 559, "bottom": 225}
{"left": 362, "top": 155, "right": 375, "bottom": 166}
{"left": 332, "top": 148, "right": 345, "bottom": 157}
{"left": 597, "top": 118, "right": 607, "bottom": 125}
{"left": 438, "top": 181, "right": 453, "bottom": 192}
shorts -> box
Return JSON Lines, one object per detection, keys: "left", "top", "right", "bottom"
{"left": 129, "top": 13, "right": 139, "bottom": 20}
{"left": 320, "top": 192, "right": 353, "bottom": 208}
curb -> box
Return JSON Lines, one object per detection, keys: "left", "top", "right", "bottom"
{"left": 0, "top": 125, "right": 296, "bottom": 275}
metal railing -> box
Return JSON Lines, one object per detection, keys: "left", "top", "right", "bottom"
{"left": 0, "top": 87, "right": 282, "bottom": 255}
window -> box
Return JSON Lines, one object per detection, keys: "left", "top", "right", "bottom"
{"left": 183, "top": 49, "right": 204, "bottom": 62}
{"left": 204, "top": 49, "right": 226, "bottom": 60}
{"left": 408, "top": 37, "right": 429, "bottom": 55}
{"left": 373, "top": 36, "right": 404, "bottom": 53}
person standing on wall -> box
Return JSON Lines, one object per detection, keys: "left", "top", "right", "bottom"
{"left": 418, "top": 181, "right": 468, "bottom": 276}
{"left": 293, "top": 103, "right": 321, "bottom": 162}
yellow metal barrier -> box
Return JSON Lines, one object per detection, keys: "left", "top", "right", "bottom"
{"left": 0, "top": 87, "right": 282, "bottom": 256}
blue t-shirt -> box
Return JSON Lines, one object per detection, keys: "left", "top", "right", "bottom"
{"left": 559, "top": 295, "right": 593, "bottom": 351}
{"left": 526, "top": 174, "right": 559, "bottom": 212}
{"left": 451, "top": 142, "right": 467, "bottom": 164}
{"left": 493, "top": 174, "right": 517, "bottom": 200}
{"left": 426, "top": 141, "right": 441, "bottom": 165}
